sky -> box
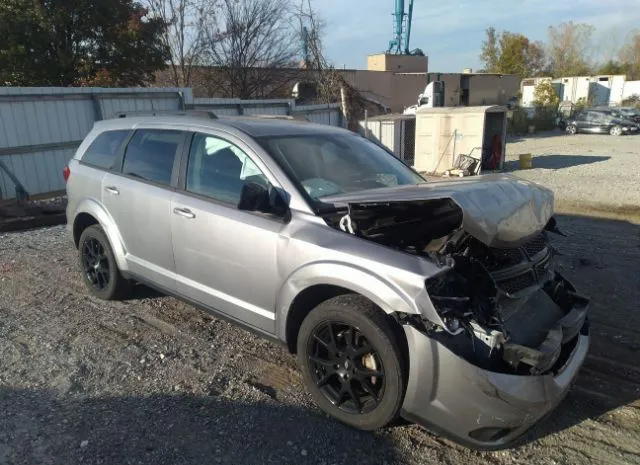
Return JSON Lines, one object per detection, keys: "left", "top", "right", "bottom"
{"left": 313, "top": 0, "right": 640, "bottom": 72}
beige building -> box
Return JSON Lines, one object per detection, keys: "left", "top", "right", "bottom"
{"left": 423, "top": 72, "right": 520, "bottom": 107}
{"left": 153, "top": 57, "right": 519, "bottom": 115}
{"left": 367, "top": 53, "right": 428, "bottom": 73}
{"left": 339, "top": 70, "right": 519, "bottom": 113}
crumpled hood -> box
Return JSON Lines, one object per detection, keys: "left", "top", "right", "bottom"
{"left": 322, "top": 174, "right": 554, "bottom": 247}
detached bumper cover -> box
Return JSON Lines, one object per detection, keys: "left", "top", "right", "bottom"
{"left": 400, "top": 324, "right": 589, "bottom": 449}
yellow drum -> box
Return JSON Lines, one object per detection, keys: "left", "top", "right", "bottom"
{"left": 519, "top": 153, "right": 533, "bottom": 169}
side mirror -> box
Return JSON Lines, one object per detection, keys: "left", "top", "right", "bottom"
{"left": 238, "top": 182, "right": 289, "bottom": 217}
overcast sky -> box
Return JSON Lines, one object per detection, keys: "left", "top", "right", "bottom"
{"left": 312, "top": 0, "right": 640, "bottom": 72}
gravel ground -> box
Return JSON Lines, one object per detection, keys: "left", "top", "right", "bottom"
{"left": 505, "top": 132, "right": 640, "bottom": 214}
{"left": 1, "top": 219, "right": 639, "bottom": 465}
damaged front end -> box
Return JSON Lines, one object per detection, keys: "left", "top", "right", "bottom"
{"left": 423, "top": 229, "right": 589, "bottom": 375}
{"left": 320, "top": 177, "right": 589, "bottom": 377}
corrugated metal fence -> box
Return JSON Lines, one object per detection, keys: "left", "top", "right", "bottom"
{"left": 0, "top": 88, "right": 343, "bottom": 200}
{"left": 0, "top": 87, "right": 191, "bottom": 200}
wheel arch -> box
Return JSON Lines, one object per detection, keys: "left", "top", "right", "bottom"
{"left": 277, "top": 263, "right": 418, "bottom": 353}
{"left": 72, "top": 199, "right": 128, "bottom": 271}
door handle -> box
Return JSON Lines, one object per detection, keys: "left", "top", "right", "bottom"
{"left": 173, "top": 207, "right": 196, "bottom": 219}
{"left": 104, "top": 186, "right": 120, "bottom": 195}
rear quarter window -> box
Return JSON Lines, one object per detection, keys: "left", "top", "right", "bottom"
{"left": 81, "top": 130, "right": 130, "bottom": 169}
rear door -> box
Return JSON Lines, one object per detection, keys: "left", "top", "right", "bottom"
{"left": 590, "top": 112, "right": 609, "bottom": 133}
{"left": 71, "top": 129, "right": 131, "bottom": 216}
{"left": 102, "top": 128, "right": 187, "bottom": 291}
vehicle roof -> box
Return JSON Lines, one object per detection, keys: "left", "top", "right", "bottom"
{"left": 92, "top": 114, "right": 350, "bottom": 138}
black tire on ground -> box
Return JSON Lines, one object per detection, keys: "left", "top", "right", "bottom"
{"left": 566, "top": 124, "right": 577, "bottom": 135}
{"left": 297, "top": 294, "right": 407, "bottom": 431}
{"left": 78, "top": 224, "right": 131, "bottom": 300}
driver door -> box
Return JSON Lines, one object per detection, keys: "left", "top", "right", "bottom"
{"left": 170, "top": 132, "right": 285, "bottom": 334}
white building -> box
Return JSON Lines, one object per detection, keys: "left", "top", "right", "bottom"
{"left": 521, "top": 74, "right": 639, "bottom": 107}
{"left": 520, "top": 77, "right": 553, "bottom": 107}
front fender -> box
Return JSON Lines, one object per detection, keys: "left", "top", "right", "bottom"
{"left": 72, "top": 198, "right": 129, "bottom": 272}
{"left": 276, "top": 261, "right": 420, "bottom": 341}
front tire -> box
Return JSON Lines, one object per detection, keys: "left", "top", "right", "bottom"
{"left": 610, "top": 125, "right": 623, "bottom": 136}
{"left": 566, "top": 124, "right": 577, "bottom": 135}
{"left": 78, "top": 225, "right": 131, "bottom": 300}
{"left": 297, "top": 295, "right": 407, "bottom": 431}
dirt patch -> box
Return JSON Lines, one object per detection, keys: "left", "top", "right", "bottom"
{"left": 0, "top": 197, "right": 67, "bottom": 232}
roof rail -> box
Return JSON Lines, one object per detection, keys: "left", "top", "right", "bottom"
{"left": 251, "top": 114, "right": 310, "bottom": 122}
{"left": 114, "top": 110, "right": 218, "bottom": 119}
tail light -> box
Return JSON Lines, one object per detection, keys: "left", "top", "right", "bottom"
{"left": 63, "top": 165, "right": 71, "bottom": 182}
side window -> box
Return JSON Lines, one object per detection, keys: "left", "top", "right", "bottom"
{"left": 121, "top": 129, "right": 182, "bottom": 186}
{"left": 186, "top": 133, "right": 268, "bottom": 205}
{"left": 81, "top": 130, "right": 129, "bottom": 169}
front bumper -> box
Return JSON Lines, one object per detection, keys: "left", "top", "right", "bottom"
{"left": 400, "top": 322, "right": 589, "bottom": 449}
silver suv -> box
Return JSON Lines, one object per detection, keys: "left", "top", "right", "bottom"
{"left": 65, "top": 113, "right": 589, "bottom": 449}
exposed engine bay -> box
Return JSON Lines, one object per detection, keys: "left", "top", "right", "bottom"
{"left": 322, "top": 197, "right": 589, "bottom": 376}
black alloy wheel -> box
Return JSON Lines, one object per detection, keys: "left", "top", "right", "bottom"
{"left": 309, "top": 322, "right": 385, "bottom": 414}
{"left": 297, "top": 295, "right": 406, "bottom": 431}
{"left": 78, "top": 224, "right": 131, "bottom": 300}
{"left": 82, "top": 237, "right": 110, "bottom": 291}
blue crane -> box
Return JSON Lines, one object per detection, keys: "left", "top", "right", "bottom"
{"left": 387, "top": 0, "right": 423, "bottom": 55}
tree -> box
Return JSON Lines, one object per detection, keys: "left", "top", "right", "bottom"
{"left": 0, "top": 0, "right": 168, "bottom": 87}
{"left": 144, "top": 0, "right": 213, "bottom": 87}
{"left": 597, "top": 60, "right": 629, "bottom": 76}
{"left": 479, "top": 27, "right": 499, "bottom": 73}
{"left": 533, "top": 80, "right": 559, "bottom": 106}
{"left": 497, "top": 32, "right": 546, "bottom": 78}
{"left": 479, "top": 28, "right": 546, "bottom": 78}
{"left": 202, "top": 0, "right": 298, "bottom": 99}
{"left": 619, "top": 31, "right": 640, "bottom": 80}
{"left": 547, "top": 22, "right": 594, "bottom": 77}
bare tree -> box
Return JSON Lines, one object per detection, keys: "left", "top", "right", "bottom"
{"left": 619, "top": 30, "right": 640, "bottom": 80}
{"left": 203, "top": 0, "right": 299, "bottom": 99}
{"left": 547, "top": 22, "right": 595, "bottom": 77}
{"left": 479, "top": 27, "right": 499, "bottom": 73}
{"left": 145, "top": 0, "right": 212, "bottom": 87}
{"left": 294, "top": 0, "right": 384, "bottom": 130}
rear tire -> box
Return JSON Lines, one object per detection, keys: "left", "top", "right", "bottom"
{"left": 610, "top": 125, "right": 623, "bottom": 136}
{"left": 297, "top": 294, "right": 407, "bottom": 431}
{"left": 78, "top": 225, "right": 131, "bottom": 300}
{"left": 566, "top": 124, "right": 577, "bottom": 135}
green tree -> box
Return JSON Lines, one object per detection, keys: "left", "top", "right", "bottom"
{"left": 0, "top": 0, "right": 169, "bottom": 86}
{"left": 533, "top": 80, "right": 559, "bottom": 106}
{"left": 497, "top": 32, "right": 546, "bottom": 78}
{"left": 597, "top": 60, "right": 629, "bottom": 76}
{"left": 547, "top": 22, "right": 594, "bottom": 77}
{"left": 479, "top": 28, "right": 546, "bottom": 78}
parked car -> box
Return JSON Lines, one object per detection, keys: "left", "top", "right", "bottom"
{"left": 565, "top": 109, "right": 639, "bottom": 135}
{"left": 65, "top": 112, "right": 589, "bottom": 449}
{"left": 590, "top": 106, "right": 640, "bottom": 124}
{"left": 615, "top": 107, "right": 640, "bottom": 124}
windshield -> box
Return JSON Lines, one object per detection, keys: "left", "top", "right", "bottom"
{"left": 258, "top": 133, "right": 425, "bottom": 200}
